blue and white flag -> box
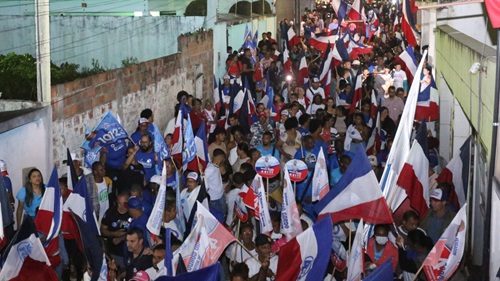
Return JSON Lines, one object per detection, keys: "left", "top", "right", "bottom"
{"left": 147, "top": 164, "right": 167, "bottom": 236}
{"left": 153, "top": 123, "right": 170, "bottom": 174}
{"left": 82, "top": 111, "right": 128, "bottom": 150}
{"left": 182, "top": 115, "right": 197, "bottom": 170}
{"left": 64, "top": 176, "right": 100, "bottom": 236}
{"left": 275, "top": 217, "right": 333, "bottom": 281}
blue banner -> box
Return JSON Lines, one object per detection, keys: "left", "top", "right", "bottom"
{"left": 82, "top": 112, "right": 128, "bottom": 151}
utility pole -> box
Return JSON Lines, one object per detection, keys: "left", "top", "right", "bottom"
{"left": 35, "top": 0, "right": 51, "bottom": 103}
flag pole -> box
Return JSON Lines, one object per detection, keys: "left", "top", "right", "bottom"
{"left": 412, "top": 264, "right": 424, "bottom": 281}
{"left": 196, "top": 155, "right": 203, "bottom": 177}
{"left": 348, "top": 219, "right": 353, "bottom": 254}
{"left": 266, "top": 177, "right": 270, "bottom": 203}
{"left": 329, "top": 266, "right": 336, "bottom": 281}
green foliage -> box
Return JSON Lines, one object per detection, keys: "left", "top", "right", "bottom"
{"left": 0, "top": 53, "right": 108, "bottom": 101}
{"left": 0, "top": 53, "right": 37, "bottom": 101}
{"left": 121, "top": 57, "right": 139, "bottom": 67}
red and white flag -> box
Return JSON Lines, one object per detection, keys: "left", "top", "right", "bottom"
{"left": 171, "top": 108, "right": 184, "bottom": 165}
{"left": 297, "top": 56, "right": 309, "bottom": 87}
{"left": 283, "top": 45, "right": 292, "bottom": 74}
{"left": 397, "top": 140, "right": 430, "bottom": 217}
{"left": 401, "top": 0, "right": 419, "bottom": 46}
{"left": 174, "top": 202, "right": 236, "bottom": 273}
{"left": 423, "top": 204, "right": 467, "bottom": 281}
{"left": 287, "top": 26, "right": 301, "bottom": 47}
{"left": 35, "top": 167, "right": 63, "bottom": 244}
{"left": 381, "top": 50, "right": 427, "bottom": 212}
{"left": 349, "top": 74, "right": 363, "bottom": 114}
{"left": 310, "top": 33, "right": 339, "bottom": 53}
{"left": 281, "top": 168, "right": 302, "bottom": 240}
{"left": 311, "top": 147, "right": 329, "bottom": 202}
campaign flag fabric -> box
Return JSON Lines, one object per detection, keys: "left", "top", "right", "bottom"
{"left": 34, "top": 167, "right": 62, "bottom": 244}
{"left": 282, "top": 44, "right": 292, "bottom": 74}
{"left": 397, "top": 140, "right": 430, "bottom": 217}
{"left": 174, "top": 171, "right": 186, "bottom": 237}
{"left": 485, "top": 0, "right": 500, "bottom": 28}
{"left": 395, "top": 46, "right": 417, "bottom": 85}
{"left": 230, "top": 85, "right": 246, "bottom": 114}
{"left": 349, "top": 74, "right": 364, "bottom": 114}
{"left": 343, "top": 33, "right": 373, "bottom": 60}
{"left": 171, "top": 106, "right": 184, "bottom": 165}
{"left": 423, "top": 204, "right": 467, "bottom": 281}
{"left": 165, "top": 228, "right": 174, "bottom": 276}
{"left": 311, "top": 147, "right": 329, "bottom": 202}
{"left": 401, "top": 0, "right": 419, "bottom": 46}
{"left": 309, "top": 33, "right": 339, "bottom": 53}
{"left": 147, "top": 165, "right": 167, "bottom": 236}
{"left": 0, "top": 175, "right": 4, "bottom": 240}
{"left": 184, "top": 181, "right": 209, "bottom": 236}
{"left": 213, "top": 77, "right": 223, "bottom": 114}
{"left": 332, "top": 38, "right": 350, "bottom": 63}
{"left": 83, "top": 145, "right": 102, "bottom": 168}
{"left": 437, "top": 137, "right": 471, "bottom": 209}
{"left": 331, "top": 0, "right": 349, "bottom": 20}
{"left": 182, "top": 114, "right": 197, "bottom": 170}
{"left": 298, "top": 56, "right": 309, "bottom": 87}
{"left": 276, "top": 217, "right": 333, "bottom": 281}
{"left": 287, "top": 26, "right": 301, "bottom": 47}
{"left": 239, "top": 182, "right": 258, "bottom": 216}
{"left": 346, "top": 219, "right": 364, "bottom": 281}
{"left": 174, "top": 202, "right": 236, "bottom": 272}
{"left": 315, "top": 146, "right": 393, "bottom": 224}
{"left": 255, "top": 174, "right": 273, "bottom": 233}
{"left": 363, "top": 258, "right": 394, "bottom": 281}
{"left": 234, "top": 200, "right": 249, "bottom": 223}
{"left": 73, "top": 215, "right": 105, "bottom": 281}
{"left": 157, "top": 262, "right": 221, "bottom": 281}
{"left": 348, "top": 0, "right": 364, "bottom": 20}
{"left": 66, "top": 148, "right": 78, "bottom": 191}
{"left": 64, "top": 176, "right": 100, "bottom": 236}
{"left": 153, "top": 123, "right": 171, "bottom": 165}
{"left": 381, "top": 50, "right": 427, "bottom": 212}
{"left": 281, "top": 168, "right": 302, "bottom": 240}
{"left": 187, "top": 120, "right": 210, "bottom": 172}
{"left": 81, "top": 111, "right": 128, "bottom": 154}
{"left": 415, "top": 74, "right": 439, "bottom": 121}
{"left": 0, "top": 216, "right": 52, "bottom": 281}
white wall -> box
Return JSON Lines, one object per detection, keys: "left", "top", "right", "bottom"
{"left": 436, "top": 3, "right": 494, "bottom": 48}
{"left": 0, "top": 15, "right": 205, "bottom": 69}
{"left": 491, "top": 183, "right": 500, "bottom": 280}
{"left": 0, "top": 109, "right": 52, "bottom": 205}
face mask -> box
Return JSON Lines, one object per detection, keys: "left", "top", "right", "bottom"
{"left": 375, "top": 236, "right": 388, "bottom": 245}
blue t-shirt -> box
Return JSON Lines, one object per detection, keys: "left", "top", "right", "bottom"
{"left": 16, "top": 187, "right": 43, "bottom": 217}
{"left": 256, "top": 145, "right": 281, "bottom": 160}
{"left": 105, "top": 138, "right": 128, "bottom": 170}
{"left": 129, "top": 213, "right": 150, "bottom": 246}
{"left": 135, "top": 150, "right": 156, "bottom": 183}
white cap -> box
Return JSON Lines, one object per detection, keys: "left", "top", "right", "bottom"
{"left": 223, "top": 74, "right": 230, "bottom": 80}
{"left": 138, "top": 117, "right": 149, "bottom": 124}
{"left": 150, "top": 175, "right": 162, "bottom": 185}
{"left": 430, "top": 188, "right": 444, "bottom": 201}
{"left": 0, "top": 160, "right": 6, "bottom": 172}
{"left": 312, "top": 77, "right": 320, "bottom": 83}
{"left": 187, "top": 172, "right": 198, "bottom": 181}
{"left": 352, "top": 60, "right": 361, "bottom": 66}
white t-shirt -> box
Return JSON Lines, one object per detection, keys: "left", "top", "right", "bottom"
{"left": 245, "top": 255, "right": 278, "bottom": 280}
{"left": 225, "top": 188, "right": 242, "bottom": 226}
{"left": 306, "top": 87, "right": 325, "bottom": 101}
{"left": 95, "top": 181, "right": 109, "bottom": 224}
{"left": 307, "top": 103, "right": 325, "bottom": 115}
{"left": 393, "top": 69, "right": 407, "bottom": 89}
{"left": 164, "top": 117, "right": 176, "bottom": 137}
{"left": 225, "top": 243, "right": 257, "bottom": 264}
{"left": 204, "top": 163, "right": 224, "bottom": 201}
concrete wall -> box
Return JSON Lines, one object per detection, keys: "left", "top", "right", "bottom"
{"left": 436, "top": 3, "right": 494, "bottom": 48}
{"left": 227, "top": 16, "right": 277, "bottom": 53}
{"left": 50, "top": 30, "right": 213, "bottom": 168}
{"left": 0, "top": 107, "right": 53, "bottom": 203}
{"left": 0, "top": 15, "right": 205, "bottom": 69}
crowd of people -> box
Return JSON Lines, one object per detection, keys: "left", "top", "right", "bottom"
{"left": 0, "top": 1, "right": 464, "bottom": 281}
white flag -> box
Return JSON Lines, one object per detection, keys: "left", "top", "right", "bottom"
{"left": 311, "top": 147, "right": 329, "bottom": 202}
{"left": 147, "top": 164, "right": 167, "bottom": 236}
{"left": 281, "top": 168, "right": 302, "bottom": 240}
{"left": 347, "top": 219, "right": 364, "bottom": 281}
{"left": 255, "top": 174, "right": 273, "bottom": 234}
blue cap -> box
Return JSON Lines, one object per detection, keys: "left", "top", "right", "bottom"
{"left": 128, "top": 196, "right": 143, "bottom": 210}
